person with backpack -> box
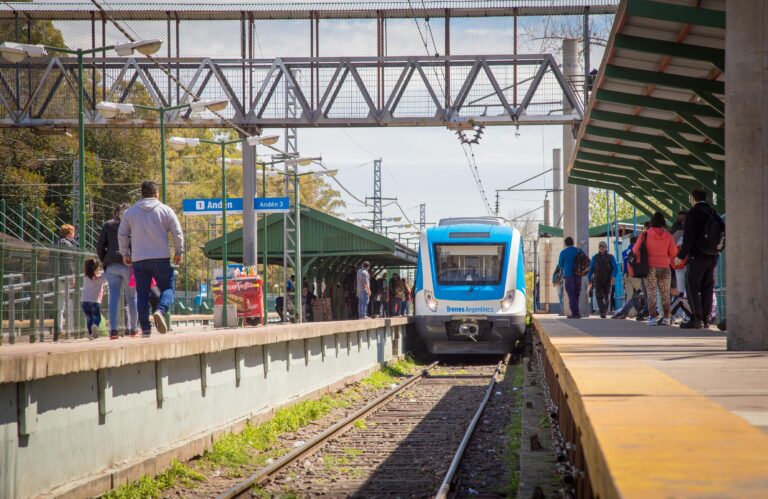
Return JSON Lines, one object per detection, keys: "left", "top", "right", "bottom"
{"left": 633, "top": 212, "right": 678, "bottom": 326}
{"left": 557, "top": 236, "right": 589, "bottom": 319}
{"left": 588, "top": 241, "right": 619, "bottom": 318}
{"left": 674, "top": 188, "right": 724, "bottom": 329}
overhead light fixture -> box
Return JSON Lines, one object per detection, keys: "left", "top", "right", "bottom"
{"left": 114, "top": 39, "right": 162, "bottom": 57}
{"left": 189, "top": 98, "right": 229, "bottom": 114}
{"left": 392, "top": 217, "right": 402, "bottom": 222}
{"left": 246, "top": 134, "right": 280, "bottom": 147}
{"left": 323, "top": 169, "right": 338, "bottom": 177}
{"left": 224, "top": 158, "right": 243, "bottom": 166}
{"left": 168, "top": 136, "right": 200, "bottom": 151}
{"left": 0, "top": 42, "right": 47, "bottom": 63}
{"left": 96, "top": 101, "right": 135, "bottom": 119}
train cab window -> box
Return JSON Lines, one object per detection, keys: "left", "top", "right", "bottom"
{"left": 434, "top": 244, "right": 505, "bottom": 285}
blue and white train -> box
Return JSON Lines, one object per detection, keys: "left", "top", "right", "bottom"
{"left": 414, "top": 217, "right": 527, "bottom": 354}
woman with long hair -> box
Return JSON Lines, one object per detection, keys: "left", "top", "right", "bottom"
{"left": 97, "top": 202, "right": 138, "bottom": 339}
{"left": 633, "top": 212, "right": 678, "bottom": 326}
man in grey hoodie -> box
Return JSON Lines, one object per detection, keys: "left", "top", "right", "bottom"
{"left": 118, "top": 181, "right": 184, "bottom": 336}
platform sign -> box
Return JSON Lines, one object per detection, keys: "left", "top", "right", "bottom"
{"left": 254, "top": 197, "right": 290, "bottom": 213}
{"left": 183, "top": 197, "right": 290, "bottom": 216}
{"left": 183, "top": 198, "right": 243, "bottom": 215}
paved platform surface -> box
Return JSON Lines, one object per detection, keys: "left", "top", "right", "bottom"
{"left": 533, "top": 315, "right": 768, "bottom": 498}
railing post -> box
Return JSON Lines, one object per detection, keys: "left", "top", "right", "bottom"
{"left": 53, "top": 254, "right": 60, "bottom": 342}
{"left": 30, "top": 242, "right": 38, "bottom": 343}
{"left": 0, "top": 240, "right": 4, "bottom": 345}
{"left": 0, "top": 198, "right": 5, "bottom": 234}
{"left": 9, "top": 279, "right": 16, "bottom": 344}
{"left": 38, "top": 282, "right": 45, "bottom": 341}
{"left": 64, "top": 275, "right": 71, "bottom": 338}
{"left": 18, "top": 200, "right": 24, "bottom": 240}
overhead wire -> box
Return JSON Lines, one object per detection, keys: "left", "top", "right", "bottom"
{"left": 407, "top": 0, "right": 491, "bottom": 216}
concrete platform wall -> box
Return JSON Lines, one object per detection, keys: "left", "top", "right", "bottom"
{"left": 0, "top": 319, "right": 407, "bottom": 498}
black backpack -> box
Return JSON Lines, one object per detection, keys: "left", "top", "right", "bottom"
{"left": 629, "top": 233, "right": 650, "bottom": 279}
{"left": 573, "top": 249, "right": 591, "bottom": 277}
{"left": 593, "top": 254, "right": 613, "bottom": 281}
{"left": 699, "top": 209, "right": 725, "bottom": 256}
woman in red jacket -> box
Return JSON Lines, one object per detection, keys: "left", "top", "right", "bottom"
{"left": 633, "top": 212, "right": 678, "bottom": 326}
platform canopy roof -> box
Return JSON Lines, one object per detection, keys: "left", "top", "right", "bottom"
{"left": 203, "top": 206, "right": 417, "bottom": 279}
{"left": 568, "top": 0, "right": 725, "bottom": 217}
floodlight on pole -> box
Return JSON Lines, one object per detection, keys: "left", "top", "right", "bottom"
{"left": 0, "top": 39, "right": 163, "bottom": 259}
{"left": 114, "top": 39, "right": 162, "bottom": 57}
{"left": 0, "top": 42, "right": 47, "bottom": 63}
{"left": 168, "top": 136, "right": 200, "bottom": 151}
{"left": 189, "top": 98, "right": 229, "bottom": 114}
{"left": 95, "top": 101, "right": 136, "bottom": 119}
{"left": 246, "top": 135, "right": 280, "bottom": 147}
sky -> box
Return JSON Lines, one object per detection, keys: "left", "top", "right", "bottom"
{"left": 33, "top": 0, "right": 613, "bottom": 235}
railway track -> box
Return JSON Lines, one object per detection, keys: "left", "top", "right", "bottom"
{"left": 218, "top": 355, "right": 510, "bottom": 498}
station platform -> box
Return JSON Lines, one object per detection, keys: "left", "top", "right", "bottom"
{"left": 532, "top": 315, "right": 768, "bottom": 498}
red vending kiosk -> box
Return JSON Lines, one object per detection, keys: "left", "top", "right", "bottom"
{"left": 213, "top": 275, "right": 263, "bottom": 325}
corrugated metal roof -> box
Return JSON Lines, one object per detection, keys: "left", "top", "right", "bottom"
{"left": 0, "top": 1, "right": 619, "bottom": 20}
{"left": 568, "top": 0, "right": 725, "bottom": 217}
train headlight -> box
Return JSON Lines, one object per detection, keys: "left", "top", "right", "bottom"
{"left": 500, "top": 290, "right": 515, "bottom": 312}
{"left": 424, "top": 290, "right": 438, "bottom": 312}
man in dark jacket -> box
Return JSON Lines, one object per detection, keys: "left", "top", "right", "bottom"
{"left": 674, "top": 188, "right": 724, "bottom": 329}
{"left": 588, "top": 241, "right": 618, "bottom": 318}
{"left": 97, "top": 203, "right": 137, "bottom": 338}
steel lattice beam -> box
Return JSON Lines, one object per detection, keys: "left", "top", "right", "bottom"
{"left": 0, "top": 54, "right": 582, "bottom": 129}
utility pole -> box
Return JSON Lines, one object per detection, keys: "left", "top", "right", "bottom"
{"left": 419, "top": 203, "right": 426, "bottom": 231}
{"left": 283, "top": 73, "right": 301, "bottom": 322}
{"left": 366, "top": 158, "right": 396, "bottom": 235}
{"left": 372, "top": 159, "right": 382, "bottom": 233}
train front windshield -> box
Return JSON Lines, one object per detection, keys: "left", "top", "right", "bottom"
{"left": 434, "top": 244, "right": 505, "bottom": 285}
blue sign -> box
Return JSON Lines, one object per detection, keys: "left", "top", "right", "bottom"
{"left": 255, "top": 197, "right": 290, "bottom": 213}
{"left": 183, "top": 197, "right": 290, "bottom": 216}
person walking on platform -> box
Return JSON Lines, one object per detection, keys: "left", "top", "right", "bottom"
{"left": 97, "top": 203, "right": 138, "bottom": 339}
{"left": 674, "top": 188, "right": 725, "bottom": 329}
{"left": 557, "top": 237, "right": 587, "bottom": 319}
{"left": 356, "top": 261, "right": 371, "bottom": 320}
{"left": 588, "top": 241, "right": 618, "bottom": 318}
{"left": 118, "top": 181, "right": 184, "bottom": 337}
{"left": 634, "top": 212, "right": 677, "bottom": 326}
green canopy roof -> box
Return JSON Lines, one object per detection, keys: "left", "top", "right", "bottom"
{"left": 203, "top": 206, "right": 417, "bottom": 279}
{"left": 568, "top": 0, "right": 725, "bottom": 216}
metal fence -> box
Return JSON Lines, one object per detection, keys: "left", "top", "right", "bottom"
{"left": 0, "top": 238, "right": 86, "bottom": 343}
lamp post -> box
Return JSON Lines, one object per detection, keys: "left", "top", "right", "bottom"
{"left": 97, "top": 99, "right": 228, "bottom": 203}
{"left": 169, "top": 134, "right": 279, "bottom": 327}
{"left": 0, "top": 40, "right": 162, "bottom": 250}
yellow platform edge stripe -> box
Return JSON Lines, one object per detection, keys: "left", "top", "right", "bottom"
{"left": 532, "top": 315, "right": 768, "bottom": 498}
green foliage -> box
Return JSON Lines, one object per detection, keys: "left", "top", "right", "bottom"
{"left": 505, "top": 363, "right": 524, "bottom": 496}
{"left": 353, "top": 419, "right": 368, "bottom": 430}
{"left": 361, "top": 356, "right": 418, "bottom": 389}
{"left": 102, "top": 460, "right": 205, "bottom": 499}
{"left": 589, "top": 188, "right": 634, "bottom": 228}
{"left": 204, "top": 395, "right": 338, "bottom": 468}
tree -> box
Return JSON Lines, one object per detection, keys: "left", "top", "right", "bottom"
{"left": 589, "top": 188, "right": 634, "bottom": 227}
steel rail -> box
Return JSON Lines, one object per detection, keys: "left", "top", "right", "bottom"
{"left": 434, "top": 353, "right": 511, "bottom": 499}
{"left": 217, "top": 360, "right": 439, "bottom": 499}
